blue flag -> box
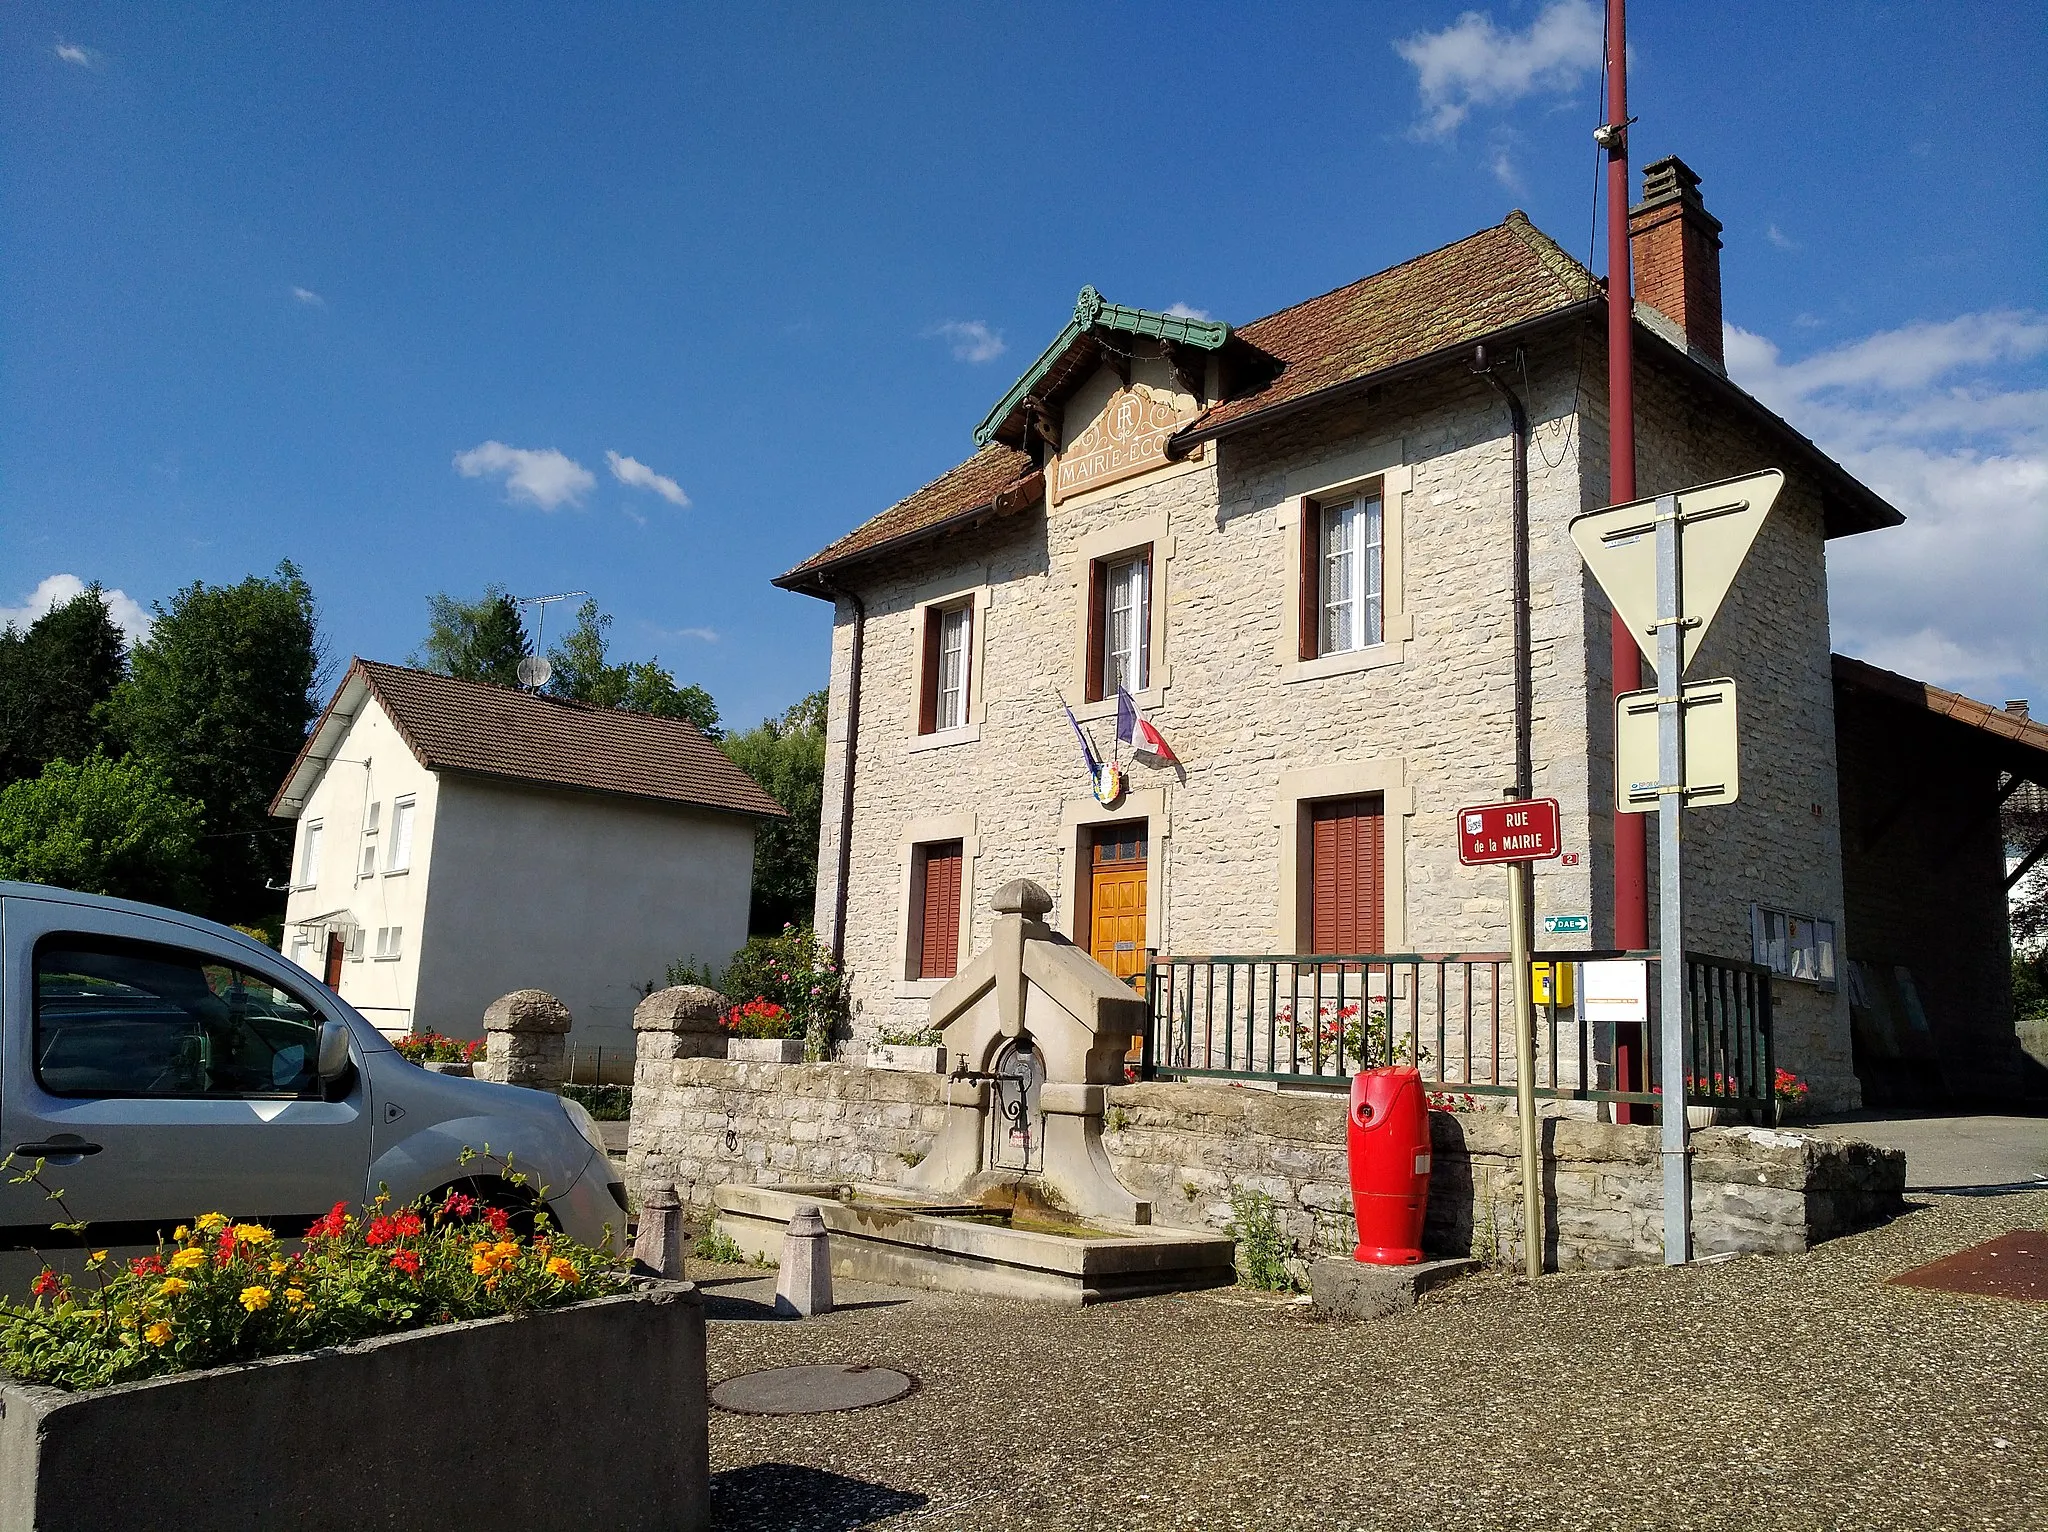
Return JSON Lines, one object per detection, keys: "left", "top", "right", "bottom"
{"left": 1115, "top": 687, "right": 1138, "bottom": 746}
{"left": 1063, "top": 701, "right": 1100, "bottom": 781}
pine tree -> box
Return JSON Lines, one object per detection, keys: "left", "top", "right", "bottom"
{"left": 0, "top": 584, "right": 128, "bottom": 786}
{"left": 412, "top": 585, "right": 530, "bottom": 688}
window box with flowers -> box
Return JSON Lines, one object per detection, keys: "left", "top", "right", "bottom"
{"left": 721, "top": 999, "right": 805, "bottom": 1064}
{"left": 0, "top": 1188, "right": 710, "bottom": 1529}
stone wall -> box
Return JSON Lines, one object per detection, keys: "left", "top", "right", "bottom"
{"left": 626, "top": 1060, "right": 1903, "bottom": 1271}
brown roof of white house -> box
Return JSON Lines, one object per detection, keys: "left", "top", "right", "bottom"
{"left": 271, "top": 659, "right": 785, "bottom": 819}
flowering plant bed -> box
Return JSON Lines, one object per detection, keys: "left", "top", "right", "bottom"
{"left": 2, "top": 1188, "right": 630, "bottom": 1391}
{"left": 721, "top": 997, "right": 793, "bottom": 1039}
{"left": 393, "top": 1029, "right": 486, "bottom": 1065}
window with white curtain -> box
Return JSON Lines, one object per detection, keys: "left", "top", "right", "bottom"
{"left": 387, "top": 797, "right": 416, "bottom": 873}
{"left": 1321, "top": 493, "right": 1385, "bottom": 654}
{"left": 936, "top": 605, "right": 972, "bottom": 732}
{"left": 297, "top": 822, "right": 324, "bottom": 888}
{"left": 1102, "top": 552, "right": 1151, "bottom": 696}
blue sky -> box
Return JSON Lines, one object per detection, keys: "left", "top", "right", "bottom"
{"left": 4, "top": 2, "right": 2044, "bottom": 726}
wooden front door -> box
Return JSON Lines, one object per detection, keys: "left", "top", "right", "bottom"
{"left": 1087, "top": 822, "right": 1148, "bottom": 987}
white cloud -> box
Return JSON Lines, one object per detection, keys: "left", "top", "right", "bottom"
{"left": 1487, "top": 135, "right": 1524, "bottom": 191}
{"left": 675, "top": 627, "right": 718, "bottom": 643}
{"left": 451, "top": 441, "right": 595, "bottom": 510}
{"left": 1164, "top": 303, "right": 1213, "bottom": 322}
{"left": 1727, "top": 311, "right": 2048, "bottom": 704}
{"left": 291, "top": 286, "right": 325, "bottom": 307}
{"left": 1394, "top": 0, "right": 1601, "bottom": 139}
{"left": 1765, "top": 224, "right": 1798, "bottom": 251}
{"left": 929, "top": 320, "right": 1007, "bottom": 364}
{"left": 54, "top": 41, "right": 98, "bottom": 68}
{"left": 605, "top": 450, "right": 690, "bottom": 507}
{"left": 1, "top": 574, "right": 152, "bottom": 645}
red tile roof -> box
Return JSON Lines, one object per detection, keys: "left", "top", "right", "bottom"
{"left": 272, "top": 660, "right": 785, "bottom": 819}
{"left": 776, "top": 445, "right": 1040, "bottom": 588}
{"left": 1176, "top": 212, "right": 1595, "bottom": 441}
{"left": 1833, "top": 653, "right": 2048, "bottom": 768}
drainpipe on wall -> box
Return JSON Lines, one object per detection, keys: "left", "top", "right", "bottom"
{"left": 823, "top": 584, "right": 866, "bottom": 970}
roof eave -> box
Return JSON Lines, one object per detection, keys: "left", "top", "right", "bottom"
{"left": 772, "top": 469, "right": 1045, "bottom": 597}
{"left": 435, "top": 764, "right": 788, "bottom": 821}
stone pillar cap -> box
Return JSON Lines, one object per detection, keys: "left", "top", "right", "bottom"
{"left": 482, "top": 989, "right": 573, "bottom": 1035}
{"left": 990, "top": 879, "right": 1054, "bottom": 919}
{"left": 633, "top": 984, "right": 730, "bottom": 1032}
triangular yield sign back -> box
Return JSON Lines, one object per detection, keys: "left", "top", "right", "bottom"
{"left": 1569, "top": 469, "right": 1784, "bottom": 674}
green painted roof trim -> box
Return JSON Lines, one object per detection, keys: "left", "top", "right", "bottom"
{"left": 972, "top": 287, "right": 1231, "bottom": 447}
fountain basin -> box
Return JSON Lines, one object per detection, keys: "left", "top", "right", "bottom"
{"left": 713, "top": 1183, "right": 1236, "bottom": 1305}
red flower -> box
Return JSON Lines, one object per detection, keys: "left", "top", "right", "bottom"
{"left": 389, "top": 1248, "right": 422, "bottom": 1276}
{"left": 393, "top": 1210, "right": 424, "bottom": 1238}
{"left": 307, "top": 1201, "right": 350, "bottom": 1240}
{"left": 438, "top": 1191, "right": 477, "bottom": 1220}
{"left": 31, "top": 1269, "right": 60, "bottom": 1298}
{"left": 130, "top": 1254, "right": 165, "bottom": 1277}
{"left": 484, "top": 1207, "right": 511, "bottom": 1236}
{"left": 364, "top": 1215, "right": 397, "bottom": 1247}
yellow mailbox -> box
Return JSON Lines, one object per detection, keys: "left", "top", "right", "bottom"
{"left": 1531, "top": 961, "right": 1575, "bottom": 1007}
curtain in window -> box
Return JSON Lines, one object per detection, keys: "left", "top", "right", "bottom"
{"left": 936, "top": 605, "right": 971, "bottom": 730}
{"left": 1104, "top": 555, "right": 1150, "bottom": 695}
{"left": 1321, "top": 496, "right": 1384, "bottom": 654}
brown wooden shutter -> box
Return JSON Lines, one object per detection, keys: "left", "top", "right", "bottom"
{"left": 1309, "top": 796, "right": 1385, "bottom": 954}
{"left": 918, "top": 841, "right": 964, "bottom": 979}
{"left": 1084, "top": 558, "right": 1107, "bottom": 702}
{"left": 1298, "top": 498, "right": 1321, "bottom": 661}
{"left": 918, "top": 606, "right": 941, "bottom": 734}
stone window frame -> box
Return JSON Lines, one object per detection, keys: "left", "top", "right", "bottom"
{"left": 895, "top": 811, "right": 980, "bottom": 999}
{"left": 1272, "top": 760, "right": 1415, "bottom": 954}
{"left": 1058, "top": 786, "right": 1170, "bottom": 951}
{"left": 1276, "top": 459, "right": 1416, "bottom": 683}
{"left": 905, "top": 581, "right": 991, "bottom": 754}
{"left": 1069, "top": 510, "right": 1175, "bottom": 724}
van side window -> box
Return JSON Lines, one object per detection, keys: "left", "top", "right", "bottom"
{"left": 34, "top": 935, "right": 329, "bottom": 1100}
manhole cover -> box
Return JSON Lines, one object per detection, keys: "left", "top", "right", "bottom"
{"left": 1890, "top": 1231, "right": 2048, "bottom": 1303}
{"left": 711, "top": 1364, "right": 917, "bottom": 1415}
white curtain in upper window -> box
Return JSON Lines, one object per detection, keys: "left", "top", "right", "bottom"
{"left": 936, "top": 604, "right": 972, "bottom": 731}
{"left": 388, "top": 798, "right": 416, "bottom": 872}
{"left": 1321, "top": 495, "right": 1384, "bottom": 654}
{"left": 1104, "top": 554, "right": 1150, "bottom": 695}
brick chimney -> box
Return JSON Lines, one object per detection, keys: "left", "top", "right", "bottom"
{"left": 1629, "top": 156, "right": 1724, "bottom": 369}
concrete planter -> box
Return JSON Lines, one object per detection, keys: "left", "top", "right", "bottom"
{"left": 0, "top": 1282, "right": 708, "bottom": 1532}
{"left": 422, "top": 1060, "right": 473, "bottom": 1077}
{"left": 867, "top": 1043, "right": 945, "bottom": 1074}
{"left": 727, "top": 1037, "right": 805, "bottom": 1064}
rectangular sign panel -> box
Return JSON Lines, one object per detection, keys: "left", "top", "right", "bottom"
{"left": 1582, "top": 959, "right": 1650, "bottom": 1023}
{"left": 1615, "top": 678, "right": 1740, "bottom": 812}
{"left": 1542, "top": 914, "right": 1591, "bottom": 935}
{"left": 1456, "top": 798, "right": 1562, "bottom": 865}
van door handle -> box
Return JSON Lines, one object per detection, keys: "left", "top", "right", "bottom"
{"left": 14, "top": 1139, "right": 104, "bottom": 1159}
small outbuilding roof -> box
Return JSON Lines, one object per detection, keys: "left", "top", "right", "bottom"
{"left": 271, "top": 659, "right": 786, "bottom": 820}
{"left": 1833, "top": 653, "right": 2048, "bottom": 780}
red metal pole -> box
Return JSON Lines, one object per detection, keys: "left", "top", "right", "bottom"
{"left": 1605, "top": 0, "right": 1649, "bottom": 1117}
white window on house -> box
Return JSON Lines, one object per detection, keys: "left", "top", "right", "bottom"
{"left": 387, "top": 797, "right": 416, "bottom": 873}
{"left": 1751, "top": 905, "right": 1837, "bottom": 990}
{"left": 936, "top": 605, "right": 971, "bottom": 732}
{"left": 1320, "top": 492, "right": 1385, "bottom": 655}
{"left": 372, "top": 926, "right": 403, "bottom": 961}
{"left": 345, "top": 927, "right": 365, "bottom": 962}
{"left": 1102, "top": 551, "right": 1151, "bottom": 696}
{"left": 297, "top": 821, "right": 324, "bottom": 888}
{"left": 289, "top": 933, "right": 314, "bottom": 971}
{"left": 358, "top": 801, "right": 381, "bottom": 878}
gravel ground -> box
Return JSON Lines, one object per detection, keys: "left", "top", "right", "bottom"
{"left": 697, "top": 1191, "right": 2048, "bottom": 1532}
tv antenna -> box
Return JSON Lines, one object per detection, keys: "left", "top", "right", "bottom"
{"left": 513, "top": 590, "right": 586, "bottom": 690}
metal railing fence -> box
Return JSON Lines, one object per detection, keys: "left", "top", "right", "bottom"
{"left": 1139, "top": 948, "right": 1775, "bottom": 1125}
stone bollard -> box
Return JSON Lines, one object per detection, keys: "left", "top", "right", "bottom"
{"left": 477, "top": 989, "right": 573, "bottom": 1090}
{"left": 632, "top": 985, "right": 731, "bottom": 1063}
{"left": 632, "top": 1184, "right": 685, "bottom": 1278}
{"left": 773, "top": 1205, "right": 834, "bottom": 1318}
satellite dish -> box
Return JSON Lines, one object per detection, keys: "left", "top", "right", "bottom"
{"left": 516, "top": 655, "right": 551, "bottom": 689}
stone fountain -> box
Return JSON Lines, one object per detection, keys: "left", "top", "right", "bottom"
{"left": 712, "top": 880, "right": 1234, "bottom": 1303}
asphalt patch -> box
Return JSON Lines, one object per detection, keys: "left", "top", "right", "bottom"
{"left": 712, "top": 1362, "right": 918, "bottom": 1415}
{"left": 1890, "top": 1228, "right": 2048, "bottom": 1302}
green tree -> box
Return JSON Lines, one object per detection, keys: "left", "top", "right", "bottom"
{"left": 108, "top": 562, "right": 320, "bottom": 923}
{"left": 720, "top": 689, "right": 827, "bottom": 933}
{"left": 0, "top": 584, "right": 128, "bottom": 785}
{"left": 411, "top": 585, "right": 530, "bottom": 688}
{"left": 545, "top": 599, "right": 720, "bottom": 736}
{"left": 0, "top": 751, "right": 205, "bottom": 906}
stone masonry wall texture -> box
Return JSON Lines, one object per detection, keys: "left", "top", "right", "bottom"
{"left": 812, "top": 321, "right": 1867, "bottom": 1108}
{"left": 626, "top": 1058, "right": 1902, "bottom": 1271}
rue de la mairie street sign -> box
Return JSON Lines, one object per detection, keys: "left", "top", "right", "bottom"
{"left": 1569, "top": 469, "right": 1784, "bottom": 674}
{"left": 1457, "top": 798, "right": 1562, "bottom": 866}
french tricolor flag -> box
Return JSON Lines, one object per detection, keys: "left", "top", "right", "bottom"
{"left": 1115, "top": 687, "right": 1179, "bottom": 766}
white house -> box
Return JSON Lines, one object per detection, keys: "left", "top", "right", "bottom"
{"left": 271, "top": 660, "right": 783, "bottom": 1064}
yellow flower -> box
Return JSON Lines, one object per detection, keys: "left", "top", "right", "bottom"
{"left": 470, "top": 1239, "right": 520, "bottom": 1277}
{"left": 195, "top": 1212, "right": 228, "bottom": 1234}
{"left": 157, "top": 1277, "right": 192, "bottom": 1298}
{"left": 173, "top": 1225, "right": 190, "bottom": 1241}
{"left": 144, "top": 1321, "right": 173, "bottom": 1347}
{"left": 239, "top": 1285, "right": 273, "bottom": 1312}
{"left": 284, "top": 1286, "right": 308, "bottom": 1308}
{"left": 87, "top": 1249, "right": 108, "bottom": 1267}
{"left": 268, "top": 1259, "right": 288, "bottom": 1277}
{"left": 169, "top": 1247, "right": 207, "bottom": 1272}
{"left": 545, "top": 1256, "right": 579, "bottom": 1285}
{"left": 233, "top": 1223, "right": 273, "bottom": 1246}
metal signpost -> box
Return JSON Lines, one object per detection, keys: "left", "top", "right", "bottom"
{"left": 1571, "top": 469, "right": 1783, "bottom": 1264}
{"left": 1457, "top": 796, "right": 1561, "bottom": 1278}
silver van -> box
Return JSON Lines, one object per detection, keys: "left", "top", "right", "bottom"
{"left": 0, "top": 881, "right": 628, "bottom": 1288}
